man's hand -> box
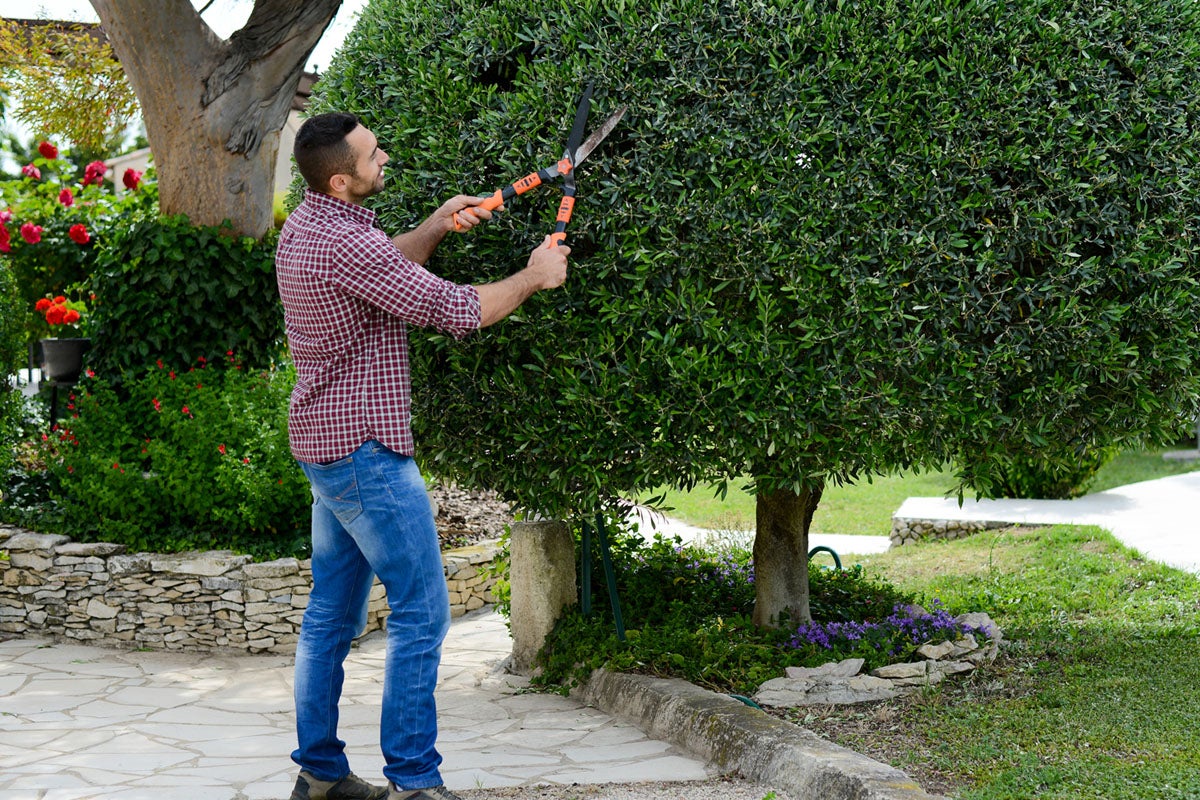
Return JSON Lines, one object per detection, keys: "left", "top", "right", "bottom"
{"left": 476, "top": 236, "right": 570, "bottom": 327}
{"left": 526, "top": 236, "right": 569, "bottom": 290}
{"left": 443, "top": 194, "right": 501, "bottom": 233}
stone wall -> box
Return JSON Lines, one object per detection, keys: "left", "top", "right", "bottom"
{"left": 890, "top": 517, "right": 1015, "bottom": 547}
{"left": 0, "top": 524, "right": 499, "bottom": 654}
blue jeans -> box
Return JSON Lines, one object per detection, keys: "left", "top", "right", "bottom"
{"left": 293, "top": 440, "right": 449, "bottom": 790}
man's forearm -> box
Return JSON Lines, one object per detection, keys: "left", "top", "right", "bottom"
{"left": 391, "top": 217, "right": 445, "bottom": 265}
{"left": 475, "top": 270, "right": 543, "bottom": 328}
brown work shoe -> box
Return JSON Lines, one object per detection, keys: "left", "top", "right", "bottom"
{"left": 290, "top": 770, "right": 388, "bottom": 800}
{"left": 387, "top": 784, "right": 463, "bottom": 800}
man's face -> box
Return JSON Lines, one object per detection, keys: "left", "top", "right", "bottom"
{"left": 342, "top": 124, "right": 389, "bottom": 201}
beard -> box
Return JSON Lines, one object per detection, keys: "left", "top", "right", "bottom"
{"left": 347, "top": 166, "right": 385, "bottom": 202}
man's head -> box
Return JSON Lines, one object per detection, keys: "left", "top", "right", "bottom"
{"left": 294, "top": 112, "right": 389, "bottom": 202}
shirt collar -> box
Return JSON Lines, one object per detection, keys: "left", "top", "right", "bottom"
{"left": 304, "top": 188, "right": 377, "bottom": 227}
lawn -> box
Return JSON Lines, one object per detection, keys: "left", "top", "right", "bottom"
{"left": 634, "top": 449, "right": 1200, "bottom": 798}
{"left": 791, "top": 524, "right": 1200, "bottom": 799}
{"left": 642, "top": 448, "right": 1200, "bottom": 536}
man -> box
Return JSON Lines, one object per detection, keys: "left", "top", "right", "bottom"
{"left": 276, "top": 112, "right": 569, "bottom": 800}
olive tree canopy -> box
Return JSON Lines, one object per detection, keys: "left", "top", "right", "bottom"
{"left": 309, "top": 0, "right": 1200, "bottom": 624}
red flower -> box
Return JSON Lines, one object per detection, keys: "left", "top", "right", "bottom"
{"left": 52, "top": 295, "right": 66, "bottom": 304}
{"left": 38, "top": 141, "right": 58, "bottom": 160}
{"left": 45, "top": 304, "right": 67, "bottom": 325}
{"left": 0, "top": 209, "right": 10, "bottom": 224}
{"left": 0, "top": 227, "right": 8, "bottom": 254}
{"left": 59, "top": 187, "right": 74, "bottom": 207}
{"left": 122, "top": 168, "right": 143, "bottom": 191}
{"left": 68, "top": 224, "right": 90, "bottom": 244}
{"left": 19, "top": 223, "right": 42, "bottom": 244}
{"left": 152, "top": 398, "right": 162, "bottom": 412}
{"left": 82, "top": 161, "right": 107, "bottom": 186}
{"left": 35, "top": 298, "right": 52, "bottom": 312}
{"left": 63, "top": 309, "right": 80, "bottom": 324}
{"left": 21, "top": 163, "right": 41, "bottom": 180}
{"left": 218, "top": 444, "right": 227, "bottom": 455}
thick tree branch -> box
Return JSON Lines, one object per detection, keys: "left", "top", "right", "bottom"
{"left": 202, "top": 0, "right": 342, "bottom": 107}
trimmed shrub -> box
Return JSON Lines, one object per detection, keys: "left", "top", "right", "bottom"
{"left": 88, "top": 213, "right": 284, "bottom": 377}
{"left": 311, "top": 0, "right": 1200, "bottom": 521}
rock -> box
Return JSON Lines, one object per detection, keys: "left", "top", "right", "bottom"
{"left": 785, "top": 658, "right": 864, "bottom": 679}
{"left": 956, "top": 611, "right": 1002, "bottom": 641}
{"left": 870, "top": 661, "right": 928, "bottom": 680}
{"left": 916, "top": 640, "right": 958, "bottom": 660}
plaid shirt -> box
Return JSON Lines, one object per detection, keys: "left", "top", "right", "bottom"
{"left": 276, "top": 190, "right": 481, "bottom": 463}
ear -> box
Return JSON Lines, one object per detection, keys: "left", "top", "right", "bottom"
{"left": 328, "top": 172, "right": 350, "bottom": 193}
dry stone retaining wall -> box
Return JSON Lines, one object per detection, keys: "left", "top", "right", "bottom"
{"left": 0, "top": 524, "right": 499, "bottom": 654}
{"left": 890, "top": 517, "right": 1014, "bottom": 547}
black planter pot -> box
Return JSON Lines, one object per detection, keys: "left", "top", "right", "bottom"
{"left": 38, "top": 337, "right": 92, "bottom": 384}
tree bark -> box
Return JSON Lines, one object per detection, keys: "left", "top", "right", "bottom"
{"left": 89, "top": 0, "right": 342, "bottom": 237}
{"left": 751, "top": 481, "right": 824, "bottom": 628}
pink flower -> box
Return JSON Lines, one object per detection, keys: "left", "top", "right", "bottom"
{"left": 0, "top": 209, "right": 11, "bottom": 224}
{"left": 68, "top": 224, "right": 90, "bottom": 244}
{"left": 0, "top": 226, "right": 9, "bottom": 253}
{"left": 82, "top": 160, "right": 107, "bottom": 186}
{"left": 152, "top": 398, "right": 162, "bottom": 412}
{"left": 122, "top": 168, "right": 143, "bottom": 191}
{"left": 21, "top": 163, "right": 41, "bottom": 180}
{"left": 59, "top": 187, "right": 74, "bottom": 207}
{"left": 218, "top": 444, "right": 227, "bottom": 456}
{"left": 38, "top": 141, "right": 58, "bottom": 160}
{"left": 19, "top": 223, "right": 42, "bottom": 244}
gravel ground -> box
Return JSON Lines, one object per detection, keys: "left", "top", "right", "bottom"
{"left": 456, "top": 777, "right": 796, "bottom": 800}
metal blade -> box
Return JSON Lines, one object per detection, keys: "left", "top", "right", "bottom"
{"left": 573, "top": 105, "right": 628, "bottom": 168}
{"left": 564, "top": 83, "right": 594, "bottom": 163}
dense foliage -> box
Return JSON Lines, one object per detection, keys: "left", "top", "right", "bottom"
{"left": 310, "top": 0, "right": 1200, "bottom": 517}
{"left": 87, "top": 214, "right": 284, "bottom": 377}
{"left": 0, "top": 261, "right": 27, "bottom": 478}
{"left": 5, "top": 358, "right": 310, "bottom": 561}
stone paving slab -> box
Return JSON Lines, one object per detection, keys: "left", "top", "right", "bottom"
{"left": 0, "top": 609, "right": 721, "bottom": 799}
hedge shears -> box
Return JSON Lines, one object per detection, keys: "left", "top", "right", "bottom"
{"left": 454, "top": 83, "right": 626, "bottom": 247}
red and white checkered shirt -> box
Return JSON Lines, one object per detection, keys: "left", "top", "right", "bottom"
{"left": 276, "top": 189, "right": 481, "bottom": 463}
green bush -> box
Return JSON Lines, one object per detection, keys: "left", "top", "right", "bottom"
{"left": 533, "top": 530, "right": 970, "bottom": 694}
{"left": 959, "top": 445, "right": 1119, "bottom": 499}
{"left": 88, "top": 213, "right": 284, "bottom": 377}
{"left": 0, "top": 260, "right": 27, "bottom": 477}
{"left": 29, "top": 358, "right": 310, "bottom": 560}
{"left": 312, "top": 0, "right": 1200, "bottom": 521}
{"left": 0, "top": 145, "right": 156, "bottom": 345}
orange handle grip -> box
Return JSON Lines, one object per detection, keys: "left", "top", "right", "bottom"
{"left": 453, "top": 190, "right": 506, "bottom": 232}
{"left": 546, "top": 195, "right": 575, "bottom": 248}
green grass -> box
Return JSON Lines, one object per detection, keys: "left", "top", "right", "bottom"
{"left": 641, "top": 449, "right": 1200, "bottom": 536}
{"left": 801, "top": 524, "right": 1200, "bottom": 799}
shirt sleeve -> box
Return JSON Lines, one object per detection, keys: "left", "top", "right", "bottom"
{"left": 330, "top": 226, "right": 481, "bottom": 338}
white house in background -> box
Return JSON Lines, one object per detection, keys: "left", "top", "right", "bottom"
{"left": 105, "top": 71, "right": 318, "bottom": 199}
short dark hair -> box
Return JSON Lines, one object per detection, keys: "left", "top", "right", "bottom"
{"left": 293, "top": 112, "right": 360, "bottom": 192}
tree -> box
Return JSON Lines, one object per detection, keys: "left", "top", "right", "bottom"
{"left": 88, "top": 0, "right": 342, "bottom": 237}
{"left": 310, "top": 0, "right": 1200, "bottom": 627}
{"left": 0, "top": 20, "right": 139, "bottom": 163}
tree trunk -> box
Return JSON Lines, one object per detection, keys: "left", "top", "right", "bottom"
{"left": 751, "top": 481, "right": 824, "bottom": 628}
{"left": 90, "top": 0, "right": 342, "bottom": 237}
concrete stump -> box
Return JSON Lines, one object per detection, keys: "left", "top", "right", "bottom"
{"left": 509, "top": 519, "right": 576, "bottom": 674}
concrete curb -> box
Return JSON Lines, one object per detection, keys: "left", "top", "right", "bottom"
{"left": 576, "top": 669, "right": 945, "bottom": 800}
